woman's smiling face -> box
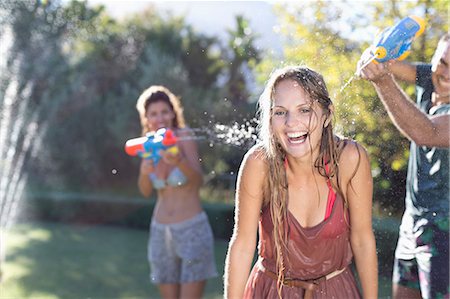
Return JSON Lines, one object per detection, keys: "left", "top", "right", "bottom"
{"left": 271, "top": 79, "right": 327, "bottom": 160}
{"left": 145, "top": 100, "right": 175, "bottom": 131}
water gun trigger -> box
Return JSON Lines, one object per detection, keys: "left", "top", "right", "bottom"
{"left": 139, "top": 151, "right": 151, "bottom": 159}
{"left": 166, "top": 146, "right": 179, "bottom": 155}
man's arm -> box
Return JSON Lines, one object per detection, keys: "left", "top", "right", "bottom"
{"left": 358, "top": 61, "right": 450, "bottom": 148}
{"left": 387, "top": 60, "right": 417, "bottom": 84}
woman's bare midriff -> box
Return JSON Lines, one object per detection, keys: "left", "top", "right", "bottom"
{"left": 153, "top": 185, "right": 203, "bottom": 224}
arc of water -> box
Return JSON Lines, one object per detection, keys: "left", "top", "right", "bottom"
{"left": 338, "top": 55, "right": 377, "bottom": 95}
{"left": 1, "top": 117, "right": 39, "bottom": 228}
{"left": 0, "top": 79, "right": 36, "bottom": 228}
{"left": 170, "top": 121, "right": 260, "bottom": 147}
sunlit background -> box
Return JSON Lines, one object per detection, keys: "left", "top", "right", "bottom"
{"left": 0, "top": 0, "right": 448, "bottom": 298}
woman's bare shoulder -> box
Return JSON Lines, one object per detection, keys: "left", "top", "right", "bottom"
{"left": 234, "top": 144, "right": 269, "bottom": 184}
{"left": 338, "top": 138, "right": 369, "bottom": 179}
{"left": 243, "top": 144, "right": 269, "bottom": 165}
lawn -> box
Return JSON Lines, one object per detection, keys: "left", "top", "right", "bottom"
{"left": 0, "top": 221, "right": 392, "bottom": 298}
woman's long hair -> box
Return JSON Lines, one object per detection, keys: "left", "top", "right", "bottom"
{"left": 257, "top": 66, "right": 350, "bottom": 297}
{"left": 136, "top": 85, "right": 186, "bottom": 135}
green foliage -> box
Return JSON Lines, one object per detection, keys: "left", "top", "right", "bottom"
{"left": 256, "top": 0, "right": 447, "bottom": 214}
{"left": 225, "top": 15, "right": 261, "bottom": 106}
{"left": 0, "top": 0, "right": 89, "bottom": 201}
{"left": 1, "top": 0, "right": 261, "bottom": 196}
{"left": 6, "top": 0, "right": 444, "bottom": 216}
{"left": 24, "top": 193, "right": 234, "bottom": 239}
{"left": 181, "top": 27, "right": 225, "bottom": 88}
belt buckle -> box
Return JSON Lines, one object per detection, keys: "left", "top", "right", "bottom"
{"left": 282, "top": 278, "right": 293, "bottom": 286}
{"left": 311, "top": 279, "right": 320, "bottom": 285}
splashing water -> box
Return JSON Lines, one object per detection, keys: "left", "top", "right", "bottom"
{"left": 338, "top": 75, "right": 356, "bottom": 95}
{"left": 338, "top": 54, "right": 376, "bottom": 95}
{"left": 0, "top": 22, "right": 48, "bottom": 281}
{"left": 213, "top": 119, "right": 259, "bottom": 147}
{"left": 190, "top": 54, "right": 377, "bottom": 147}
{"left": 183, "top": 118, "right": 260, "bottom": 148}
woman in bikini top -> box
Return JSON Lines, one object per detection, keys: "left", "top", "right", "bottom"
{"left": 135, "top": 85, "right": 216, "bottom": 298}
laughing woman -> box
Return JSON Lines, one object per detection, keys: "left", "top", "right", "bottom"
{"left": 224, "top": 66, "right": 378, "bottom": 299}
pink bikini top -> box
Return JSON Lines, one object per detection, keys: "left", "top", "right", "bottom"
{"left": 324, "top": 163, "right": 336, "bottom": 220}
{"left": 285, "top": 158, "right": 336, "bottom": 221}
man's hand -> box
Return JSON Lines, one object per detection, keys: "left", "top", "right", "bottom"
{"left": 357, "top": 48, "right": 394, "bottom": 83}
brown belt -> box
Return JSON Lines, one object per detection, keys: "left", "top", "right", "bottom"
{"left": 260, "top": 264, "right": 346, "bottom": 299}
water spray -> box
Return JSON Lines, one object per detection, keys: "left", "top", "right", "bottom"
{"left": 124, "top": 121, "right": 260, "bottom": 162}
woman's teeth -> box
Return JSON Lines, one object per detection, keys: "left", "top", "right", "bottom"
{"left": 287, "top": 132, "right": 308, "bottom": 144}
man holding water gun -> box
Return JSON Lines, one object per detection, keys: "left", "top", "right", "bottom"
{"left": 358, "top": 31, "right": 450, "bottom": 299}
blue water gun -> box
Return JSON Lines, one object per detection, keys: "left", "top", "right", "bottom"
{"left": 371, "top": 15, "right": 426, "bottom": 63}
{"left": 125, "top": 128, "right": 179, "bottom": 164}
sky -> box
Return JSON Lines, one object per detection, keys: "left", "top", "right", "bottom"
{"left": 88, "top": 0, "right": 283, "bottom": 54}
{"left": 86, "top": 0, "right": 381, "bottom": 56}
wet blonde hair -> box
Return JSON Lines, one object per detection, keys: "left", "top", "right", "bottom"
{"left": 257, "top": 66, "right": 350, "bottom": 296}
{"left": 136, "top": 85, "right": 186, "bottom": 135}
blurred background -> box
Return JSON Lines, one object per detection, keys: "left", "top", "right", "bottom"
{"left": 0, "top": 0, "right": 448, "bottom": 298}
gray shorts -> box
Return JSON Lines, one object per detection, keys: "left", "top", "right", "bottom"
{"left": 148, "top": 211, "right": 218, "bottom": 284}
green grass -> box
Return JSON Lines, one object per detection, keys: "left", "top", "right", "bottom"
{"left": 0, "top": 222, "right": 226, "bottom": 299}
{"left": 0, "top": 221, "right": 392, "bottom": 299}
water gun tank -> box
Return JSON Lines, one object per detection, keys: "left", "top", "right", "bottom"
{"left": 372, "top": 15, "right": 425, "bottom": 63}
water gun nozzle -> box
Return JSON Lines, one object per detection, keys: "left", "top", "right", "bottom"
{"left": 374, "top": 46, "right": 387, "bottom": 59}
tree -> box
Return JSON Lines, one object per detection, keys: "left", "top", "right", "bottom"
{"left": 3, "top": 1, "right": 262, "bottom": 197}
{"left": 225, "top": 15, "right": 261, "bottom": 106}
{"left": 0, "top": 0, "right": 103, "bottom": 221}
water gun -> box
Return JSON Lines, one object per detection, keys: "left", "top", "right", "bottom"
{"left": 370, "top": 15, "right": 426, "bottom": 63}
{"left": 124, "top": 128, "right": 179, "bottom": 164}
